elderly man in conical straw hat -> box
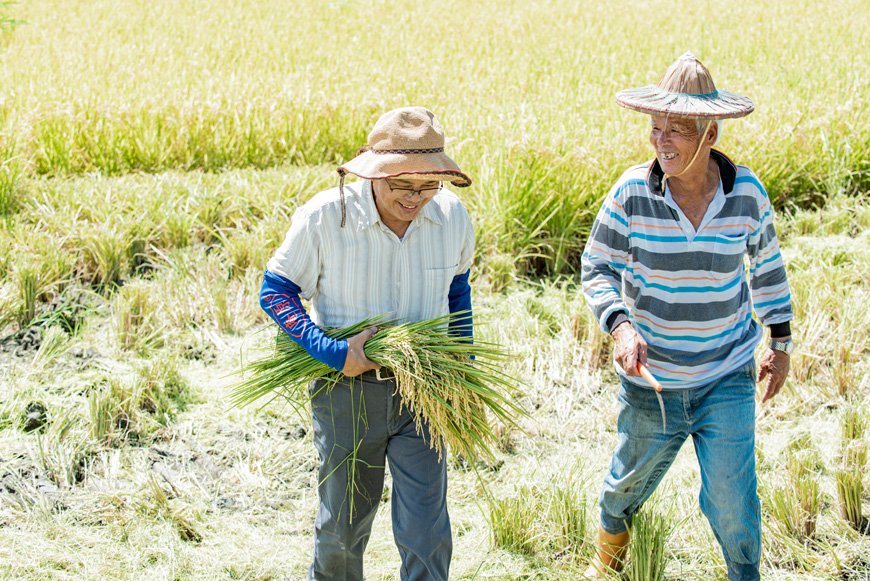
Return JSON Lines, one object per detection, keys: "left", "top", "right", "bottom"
{"left": 259, "top": 107, "right": 474, "bottom": 580}
{"left": 581, "top": 53, "right": 794, "bottom": 580}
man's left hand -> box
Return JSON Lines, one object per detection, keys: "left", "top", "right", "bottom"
{"left": 757, "top": 348, "right": 790, "bottom": 402}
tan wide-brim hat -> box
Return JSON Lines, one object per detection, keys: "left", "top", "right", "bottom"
{"left": 616, "top": 52, "right": 755, "bottom": 120}
{"left": 338, "top": 106, "right": 472, "bottom": 187}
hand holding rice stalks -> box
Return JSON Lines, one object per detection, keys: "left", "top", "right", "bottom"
{"left": 229, "top": 312, "right": 527, "bottom": 461}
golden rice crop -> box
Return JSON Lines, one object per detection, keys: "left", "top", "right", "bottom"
{"left": 229, "top": 312, "right": 527, "bottom": 461}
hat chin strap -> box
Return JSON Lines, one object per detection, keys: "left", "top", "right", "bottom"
{"left": 337, "top": 169, "right": 347, "bottom": 228}
{"left": 662, "top": 119, "right": 712, "bottom": 188}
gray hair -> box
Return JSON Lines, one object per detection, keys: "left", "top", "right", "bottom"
{"left": 695, "top": 119, "right": 722, "bottom": 146}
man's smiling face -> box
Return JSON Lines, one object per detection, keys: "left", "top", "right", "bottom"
{"left": 649, "top": 116, "right": 714, "bottom": 176}
{"left": 372, "top": 178, "right": 441, "bottom": 234}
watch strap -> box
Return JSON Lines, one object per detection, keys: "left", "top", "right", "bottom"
{"left": 769, "top": 339, "right": 794, "bottom": 355}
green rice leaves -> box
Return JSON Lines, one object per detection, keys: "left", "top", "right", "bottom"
{"left": 229, "top": 312, "right": 527, "bottom": 462}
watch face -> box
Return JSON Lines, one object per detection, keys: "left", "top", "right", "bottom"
{"left": 772, "top": 340, "right": 794, "bottom": 354}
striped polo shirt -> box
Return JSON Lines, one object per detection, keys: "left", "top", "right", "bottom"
{"left": 267, "top": 179, "right": 475, "bottom": 329}
{"left": 581, "top": 150, "right": 793, "bottom": 390}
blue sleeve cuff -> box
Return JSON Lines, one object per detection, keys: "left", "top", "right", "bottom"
{"left": 259, "top": 270, "right": 348, "bottom": 371}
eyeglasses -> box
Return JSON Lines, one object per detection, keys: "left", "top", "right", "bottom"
{"left": 384, "top": 180, "right": 441, "bottom": 197}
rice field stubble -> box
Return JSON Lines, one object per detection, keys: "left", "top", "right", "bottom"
{"left": 2, "top": 193, "right": 869, "bottom": 578}
{"left": 1, "top": 0, "right": 870, "bottom": 579}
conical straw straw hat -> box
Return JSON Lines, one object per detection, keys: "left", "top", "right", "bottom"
{"left": 616, "top": 52, "right": 754, "bottom": 120}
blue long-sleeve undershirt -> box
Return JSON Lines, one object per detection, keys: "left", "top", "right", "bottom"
{"left": 447, "top": 270, "right": 473, "bottom": 344}
{"left": 259, "top": 269, "right": 474, "bottom": 371}
{"left": 259, "top": 270, "right": 347, "bottom": 371}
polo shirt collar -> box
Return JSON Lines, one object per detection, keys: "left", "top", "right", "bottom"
{"left": 647, "top": 149, "right": 737, "bottom": 196}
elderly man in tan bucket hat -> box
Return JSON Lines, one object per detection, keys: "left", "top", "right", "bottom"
{"left": 581, "top": 53, "right": 794, "bottom": 580}
{"left": 259, "top": 107, "right": 474, "bottom": 580}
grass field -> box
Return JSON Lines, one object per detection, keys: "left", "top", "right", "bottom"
{"left": 1, "top": 0, "right": 869, "bottom": 579}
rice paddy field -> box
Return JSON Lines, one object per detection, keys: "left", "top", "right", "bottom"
{"left": 1, "top": 0, "right": 869, "bottom": 579}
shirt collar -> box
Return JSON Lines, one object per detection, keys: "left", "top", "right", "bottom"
{"left": 355, "top": 180, "right": 444, "bottom": 231}
{"left": 356, "top": 180, "right": 380, "bottom": 230}
{"left": 647, "top": 148, "right": 737, "bottom": 196}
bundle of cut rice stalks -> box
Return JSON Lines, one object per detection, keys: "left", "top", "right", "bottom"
{"left": 229, "top": 312, "right": 527, "bottom": 462}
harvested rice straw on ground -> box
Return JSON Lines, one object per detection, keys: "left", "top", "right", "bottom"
{"left": 229, "top": 312, "right": 527, "bottom": 461}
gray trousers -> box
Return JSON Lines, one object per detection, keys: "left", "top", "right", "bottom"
{"left": 307, "top": 374, "right": 451, "bottom": 581}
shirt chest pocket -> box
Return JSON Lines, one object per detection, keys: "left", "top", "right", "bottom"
{"left": 708, "top": 232, "right": 748, "bottom": 273}
{"left": 424, "top": 264, "right": 459, "bottom": 302}
{"left": 715, "top": 231, "right": 748, "bottom": 251}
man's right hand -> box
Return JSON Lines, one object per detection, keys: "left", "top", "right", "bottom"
{"left": 341, "top": 326, "right": 382, "bottom": 377}
{"left": 612, "top": 321, "right": 647, "bottom": 377}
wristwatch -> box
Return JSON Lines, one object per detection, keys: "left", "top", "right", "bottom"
{"left": 769, "top": 339, "right": 795, "bottom": 355}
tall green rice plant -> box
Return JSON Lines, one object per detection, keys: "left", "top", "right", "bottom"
{"left": 30, "top": 326, "right": 70, "bottom": 369}
{"left": 0, "top": 145, "right": 21, "bottom": 215}
{"left": 571, "top": 310, "right": 612, "bottom": 370}
{"left": 544, "top": 479, "right": 589, "bottom": 558}
{"left": 87, "top": 374, "right": 171, "bottom": 444}
{"left": 13, "top": 258, "right": 40, "bottom": 329}
{"left": 28, "top": 99, "right": 370, "bottom": 176}
{"left": 191, "top": 188, "right": 240, "bottom": 245}
{"left": 125, "top": 221, "right": 159, "bottom": 275}
{"left": 841, "top": 405, "right": 868, "bottom": 444}
{"left": 212, "top": 281, "right": 235, "bottom": 335}
{"left": 0, "top": 280, "right": 15, "bottom": 329}
{"left": 473, "top": 149, "right": 598, "bottom": 278}
{"left": 160, "top": 206, "right": 198, "bottom": 249}
{"left": 489, "top": 486, "right": 540, "bottom": 555}
{"left": 488, "top": 470, "right": 590, "bottom": 560}
{"left": 837, "top": 405, "right": 868, "bottom": 533}
{"left": 8, "top": 248, "right": 66, "bottom": 329}
{"left": 31, "top": 411, "right": 93, "bottom": 489}
{"left": 0, "top": 232, "right": 10, "bottom": 278}
{"left": 832, "top": 344, "right": 854, "bottom": 397}
{"left": 81, "top": 227, "right": 128, "bottom": 290}
{"left": 763, "top": 441, "right": 823, "bottom": 543}
{"left": 88, "top": 389, "right": 113, "bottom": 443}
{"left": 835, "top": 468, "right": 865, "bottom": 534}
{"left": 220, "top": 227, "right": 272, "bottom": 280}
{"left": 137, "top": 358, "right": 192, "bottom": 424}
{"left": 786, "top": 451, "right": 822, "bottom": 540}
{"left": 18, "top": 231, "right": 78, "bottom": 298}
{"left": 783, "top": 192, "right": 870, "bottom": 239}
{"left": 88, "top": 377, "right": 134, "bottom": 443}
{"left": 114, "top": 282, "right": 163, "bottom": 353}
{"left": 479, "top": 251, "right": 519, "bottom": 292}
{"left": 816, "top": 129, "right": 853, "bottom": 199}
{"left": 147, "top": 247, "right": 259, "bottom": 332}
{"left": 625, "top": 498, "right": 677, "bottom": 581}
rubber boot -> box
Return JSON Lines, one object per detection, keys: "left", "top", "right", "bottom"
{"left": 584, "top": 526, "right": 630, "bottom": 579}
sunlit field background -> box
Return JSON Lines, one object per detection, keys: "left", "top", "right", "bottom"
{"left": 1, "top": 0, "right": 869, "bottom": 579}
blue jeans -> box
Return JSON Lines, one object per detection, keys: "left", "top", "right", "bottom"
{"left": 307, "top": 374, "right": 451, "bottom": 581}
{"left": 599, "top": 362, "right": 761, "bottom": 581}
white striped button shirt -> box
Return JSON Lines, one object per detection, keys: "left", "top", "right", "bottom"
{"left": 267, "top": 179, "right": 475, "bottom": 329}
